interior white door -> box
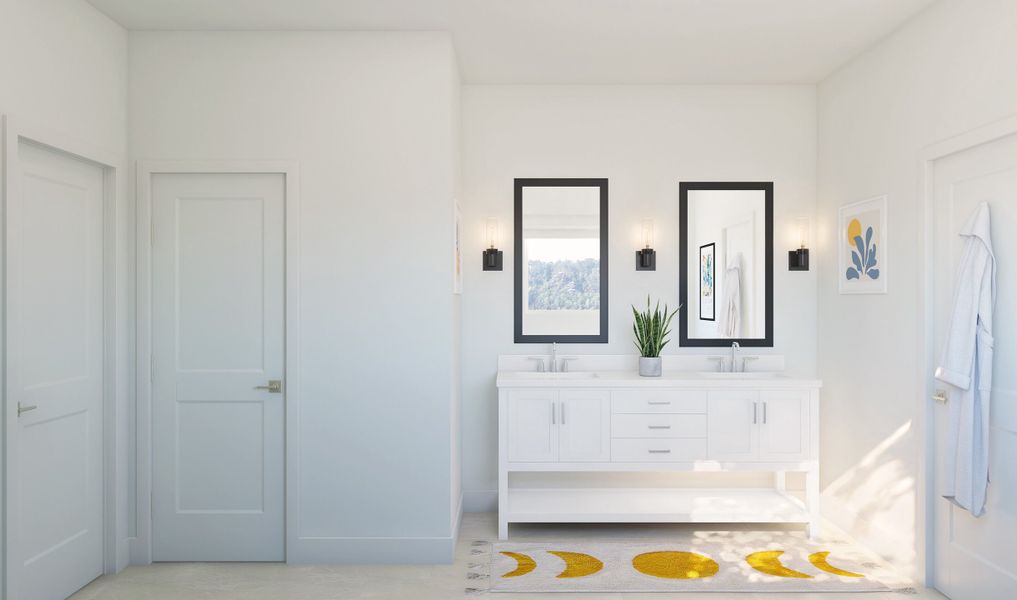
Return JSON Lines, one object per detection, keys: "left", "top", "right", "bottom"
{"left": 932, "top": 131, "right": 1017, "bottom": 599}
{"left": 758, "top": 391, "right": 809, "bottom": 461}
{"left": 5, "top": 140, "right": 104, "bottom": 599}
{"left": 506, "top": 390, "right": 558, "bottom": 462}
{"left": 707, "top": 391, "right": 759, "bottom": 461}
{"left": 152, "top": 172, "right": 285, "bottom": 561}
{"left": 558, "top": 390, "right": 610, "bottom": 462}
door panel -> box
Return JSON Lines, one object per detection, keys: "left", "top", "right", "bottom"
{"left": 152, "top": 173, "right": 285, "bottom": 561}
{"left": 932, "top": 131, "right": 1017, "bottom": 599}
{"left": 707, "top": 391, "right": 758, "bottom": 461}
{"left": 506, "top": 390, "right": 558, "bottom": 462}
{"left": 7, "top": 141, "right": 104, "bottom": 600}
{"left": 758, "top": 391, "right": 809, "bottom": 460}
{"left": 558, "top": 390, "right": 610, "bottom": 461}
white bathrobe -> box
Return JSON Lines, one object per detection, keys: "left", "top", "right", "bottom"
{"left": 935, "top": 201, "right": 996, "bottom": 517}
{"left": 717, "top": 253, "right": 742, "bottom": 338}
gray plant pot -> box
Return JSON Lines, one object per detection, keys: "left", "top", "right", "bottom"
{"left": 639, "top": 357, "right": 662, "bottom": 377}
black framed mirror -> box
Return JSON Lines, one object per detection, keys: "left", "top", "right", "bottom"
{"left": 679, "top": 181, "right": 773, "bottom": 347}
{"left": 514, "top": 178, "right": 609, "bottom": 343}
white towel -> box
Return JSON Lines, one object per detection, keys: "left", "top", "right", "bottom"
{"left": 717, "top": 253, "right": 742, "bottom": 338}
{"left": 935, "top": 201, "right": 995, "bottom": 517}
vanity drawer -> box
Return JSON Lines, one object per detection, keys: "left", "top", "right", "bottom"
{"left": 611, "top": 414, "right": 707, "bottom": 439}
{"left": 611, "top": 438, "right": 708, "bottom": 462}
{"left": 611, "top": 390, "right": 707, "bottom": 414}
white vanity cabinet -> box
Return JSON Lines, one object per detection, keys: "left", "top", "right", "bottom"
{"left": 506, "top": 389, "right": 610, "bottom": 463}
{"left": 497, "top": 372, "right": 822, "bottom": 541}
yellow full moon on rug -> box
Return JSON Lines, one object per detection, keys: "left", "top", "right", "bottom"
{"left": 632, "top": 551, "right": 720, "bottom": 579}
{"left": 846, "top": 218, "right": 862, "bottom": 247}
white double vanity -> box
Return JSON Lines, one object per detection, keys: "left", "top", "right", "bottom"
{"left": 496, "top": 356, "right": 822, "bottom": 540}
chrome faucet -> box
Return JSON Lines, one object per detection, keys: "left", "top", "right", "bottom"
{"left": 730, "top": 341, "right": 741, "bottom": 372}
{"left": 550, "top": 342, "right": 559, "bottom": 372}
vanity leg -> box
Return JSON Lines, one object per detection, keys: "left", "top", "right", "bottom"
{"left": 498, "top": 468, "right": 509, "bottom": 541}
{"left": 774, "top": 471, "right": 786, "bottom": 492}
{"left": 806, "top": 464, "right": 820, "bottom": 540}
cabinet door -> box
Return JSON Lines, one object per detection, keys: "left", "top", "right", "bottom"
{"left": 707, "top": 391, "right": 759, "bottom": 461}
{"left": 558, "top": 390, "right": 611, "bottom": 462}
{"left": 758, "top": 391, "right": 809, "bottom": 461}
{"left": 506, "top": 390, "right": 558, "bottom": 462}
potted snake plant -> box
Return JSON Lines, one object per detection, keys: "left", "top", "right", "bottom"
{"left": 632, "top": 296, "right": 679, "bottom": 377}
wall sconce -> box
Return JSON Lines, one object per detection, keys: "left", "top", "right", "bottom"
{"left": 788, "top": 217, "right": 810, "bottom": 271}
{"left": 636, "top": 219, "right": 656, "bottom": 271}
{"left": 483, "top": 217, "right": 503, "bottom": 271}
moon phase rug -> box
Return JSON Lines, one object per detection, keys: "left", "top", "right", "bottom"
{"left": 490, "top": 531, "right": 905, "bottom": 593}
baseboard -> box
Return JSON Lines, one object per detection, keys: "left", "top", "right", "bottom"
{"left": 288, "top": 534, "right": 455, "bottom": 564}
{"left": 463, "top": 489, "right": 497, "bottom": 512}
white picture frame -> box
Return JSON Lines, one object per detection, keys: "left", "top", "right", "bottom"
{"left": 453, "top": 201, "right": 463, "bottom": 294}
{"left": 838, "top": 195, "right": 888, "bottom": 294}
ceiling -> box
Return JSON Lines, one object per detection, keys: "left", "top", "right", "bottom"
{"left": 85, "top": 0, "right": 936, "bottom": 84}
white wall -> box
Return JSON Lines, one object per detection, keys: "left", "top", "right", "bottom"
{"left": 130, "top": 31, "right": 461, "bottom": 563}
{"left": 461, "top": 85, "right": 817, "bottom": 509}
{"left": 816, "top": 0, "right": 1017, "bottom": 581}
{"left": 0, "top": 0, "right": 130, "bottom": 585}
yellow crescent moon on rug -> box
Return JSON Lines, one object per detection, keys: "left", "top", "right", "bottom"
{"left": 746, "top": 550, "right": 813, "bottom": 578}
{"left": 809, "top": 552, "right": 865, "bottom": 577}
{"left": 548, "top": 551, "right": 604, "bottom": 578}
{"left": 500, "top": 551, "right": 537, "bottom": 578}
{"left": 632, "top": 551, "right": 720, "bottom": 579}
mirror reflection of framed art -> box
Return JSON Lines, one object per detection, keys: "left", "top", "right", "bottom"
{"left": 699, "top": 242, "right": 715, "bottom": 321}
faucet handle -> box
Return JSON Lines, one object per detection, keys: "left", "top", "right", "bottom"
{"left": 561, "top": 357, "right": 579, "bottom": 372}
{"left": 527, "top": 357, "right": 546, "bottom": 372}
{"left": 706, "top": 356, "right": 726, "bottom": 373}
{"left": 741, "top": 356, "right": 759, "bottom": 372}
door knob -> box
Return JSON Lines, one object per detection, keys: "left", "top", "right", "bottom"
{"left": 254, "top": 380, "right": 283, "bottom": 393}
{"left": 17, "top": 402, "right": 37, "bottom": 416}
{"left": 932, "top": 389, "right": 948, "bottom": 404}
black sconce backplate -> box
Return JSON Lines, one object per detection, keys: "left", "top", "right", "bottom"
{"left": 788, "top": 248, "right": 809, "bottom": 271}
{"left": 636, "top": 248, "right": 656, "bottom": 271}
{"left": 483, "top": 248, "right": 504, "bottom": 271}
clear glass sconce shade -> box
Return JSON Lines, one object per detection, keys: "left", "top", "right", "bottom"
{"left": 640, "top": 219, "right": 654, "bottom": 249}
{"left": 485, "top": 217, "right": 499, "bottom": 249}
{"left": 793, "top": 217, "right": 809, "bottom": 249}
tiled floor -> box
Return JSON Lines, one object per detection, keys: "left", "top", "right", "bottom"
{"left": 72, "top": 513, "right": 947, "bottom": 600}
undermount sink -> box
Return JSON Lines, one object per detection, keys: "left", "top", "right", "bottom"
{"left": 511, "top": 372, "right": 600, "bottom": 379}
{"left": 698, "top": 371, "right": 782, "bottom": 379}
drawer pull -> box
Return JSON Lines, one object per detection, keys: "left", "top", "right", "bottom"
{"left": 648, "top": 449, "right": 671, "bottom": 454}
{"left": 647, "top": 401, "right": 671, "bottom": 405}
{"left": 647, "top": 425, "right": 672, "bottom": 430}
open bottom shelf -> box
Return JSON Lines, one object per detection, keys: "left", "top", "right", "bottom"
{"left": 505, "top": 487, "right": 809, "bottom": 524}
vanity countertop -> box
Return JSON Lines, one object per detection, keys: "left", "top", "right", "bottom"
{"left": 496, "top": 370, "right": 822, "bottom": 389}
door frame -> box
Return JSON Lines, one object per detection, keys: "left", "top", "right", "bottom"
{"left": 918, "top": 111, "right": 1017, "bottom": 588}
{"left": 1, "top": 115, "right": 127, "bottom": 598}
{"left": 134, "top": 160, "right": 300, "bottom": 564}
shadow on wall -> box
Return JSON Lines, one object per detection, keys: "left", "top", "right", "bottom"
{"left": 822, "top": 421, "right": 916, "bottom": 573}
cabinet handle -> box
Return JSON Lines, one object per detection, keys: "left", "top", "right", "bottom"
{"left": 648, "top": 449, "right": 671, "bottom": 454}
{"left": 561, "top": 402, "right": 566, "bottom": 425}
{"left": 753, "top": 402, "right": 758, "bottom": 425}
{"left": 551, "top": 401, "right": 556, "bottom": 425}
{"left": 647, "top": 401, "right": 671, "bottom": 405}
{"left": 647, "top": 425, "right": 671, "bottom": 430}
{"left": 763, "top": 402, "right": 767, "bottom": 424}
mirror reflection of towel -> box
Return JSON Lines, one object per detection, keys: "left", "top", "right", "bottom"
{"left": 718, "top": 253, "right": 742, "bottom": 338}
